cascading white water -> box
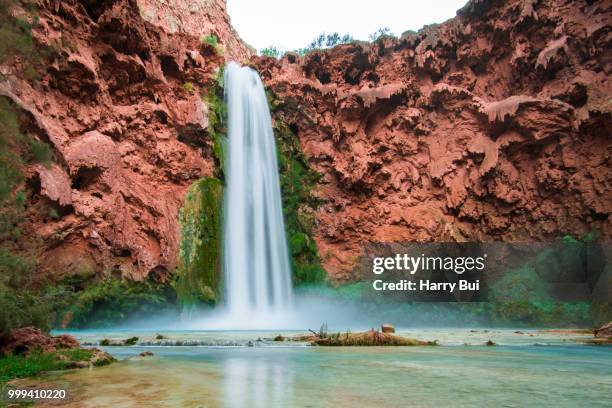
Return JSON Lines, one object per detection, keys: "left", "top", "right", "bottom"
{"left": 222, "top": 62, "right": 293, "bottom": 321}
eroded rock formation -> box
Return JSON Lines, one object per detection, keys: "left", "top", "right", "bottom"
{"left": 2, "top": 0, "right": 611, "bottom": 287}
{"left": 0, "top": 0, "right": 250, "bottom": 281}
{"left": 256, "top": 0, "right": 612, "bottom": 280}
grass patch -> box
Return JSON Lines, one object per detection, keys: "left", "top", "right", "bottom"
{"left": 0, "top": 352, "right": 62, "bottom": 384}
{"left": 0, "top": 348, "right": 93, "bottom": 385}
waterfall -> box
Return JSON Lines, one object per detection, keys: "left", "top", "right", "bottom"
{"left": 222, "top": 62, "right": 293, "bottom": 321}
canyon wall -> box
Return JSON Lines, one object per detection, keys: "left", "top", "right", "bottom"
{"left": 0, "top": 0, "right": 250, "bottom": 282}
{"left": 1, "top": 0, "right": 611, "bottom": 288}
{"left": 256, "top": 0, "right": 612, "bottom": 281}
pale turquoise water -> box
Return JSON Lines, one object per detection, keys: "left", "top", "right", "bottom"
{"left": 31, "top": 330, "right": 611, "bottom": 407}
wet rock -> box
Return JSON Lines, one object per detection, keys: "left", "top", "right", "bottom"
{"left": 90, "top": 348, "right": 116, "bottom": 366}
{"left": 381, "top": 324, "right": 395, "bottom": 333}
{"left": 34, "top": 164, "right": 73, "bottom": 208}
{"left": 139, "top": 351, "right": 155, "bottom": 357}
{"left": 67, "top": 360, "right": 91, "bottom": 369}
{"left": 594, "top": 321, "right": 612, "bottom": 338}
{"left": 123, "top": 337, "right": 139, "bottom": 346}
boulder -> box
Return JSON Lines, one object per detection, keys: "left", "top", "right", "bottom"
{"left": 90, "top": 348, "right": 116, "bottom": 366}
{"left": 594, "top": 321, "right": 612, "bottom": 338}
{"left": 1, "top": 327, "right": 79, "bottom": 356}
{"left": 381, "top": 324, "right": 396, "bottom": 333}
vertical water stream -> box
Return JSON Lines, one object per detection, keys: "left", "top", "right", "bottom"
{"left": 223, "top": 62, "right": 293, "bottom": 322}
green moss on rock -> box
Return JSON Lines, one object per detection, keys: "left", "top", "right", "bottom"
{"left": 49, "top": 276, "right": 176, "bottom": 328}
{"left": 201, "top": 69, "right": 227, "bottom": 177}
{"left": 175, "top": 178, "right": 223, "bottom": 306}
{"left": 274, "top": 120, "right": 327, "bottom": 285}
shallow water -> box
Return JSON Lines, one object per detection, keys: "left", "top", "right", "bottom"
{"left": 26, "top": 330, "right": 612, "bottom": 407}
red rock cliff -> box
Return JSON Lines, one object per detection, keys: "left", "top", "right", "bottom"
{"left": 0, "top": 0, "right": 250, "bottom": 281}
{"left": 255, "top": 0, "right": 612, "bottom": 281}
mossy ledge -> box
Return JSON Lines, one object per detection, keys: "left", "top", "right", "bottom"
{"left": 272, "top": 114, "right": 327, "bottom": 286}
{"left": 201, "top": 68, "right": 227, "bottom": 178}
{"left": 175, "top": 177, "right": 223, "bottom": 306}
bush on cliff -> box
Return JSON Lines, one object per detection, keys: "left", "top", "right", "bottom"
{"left": 48, "top": 276, "right": 177, "bottom": 328}
{"left": 0, "top": 0, "right": 56, "bottom": 336}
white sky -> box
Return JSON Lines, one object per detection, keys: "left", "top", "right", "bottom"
{"left": 226, "top": 0, "right": 468, "bottom": 52}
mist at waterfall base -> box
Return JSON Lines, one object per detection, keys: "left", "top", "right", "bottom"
{"left": 176, "top": 62, "right": 409, "bottom": 331}
{"left": 104, "top": 63, "right": 492, "bottom": 332}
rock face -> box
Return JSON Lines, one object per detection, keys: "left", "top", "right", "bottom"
{"left": 1, "top": 327, "right": 79, "bottom": 355}
{"left": 594, "top": 321, "right": 612, "bottom": 338}
{"left": 136, "top": 0, "right": 252, "bottom": 61}
{"left": 256, "top": 0, "right": 612, "bottom": 281}
{"left": 1, "top": 0, "right": 250, "bottom": 281}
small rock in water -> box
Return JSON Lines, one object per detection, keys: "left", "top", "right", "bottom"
{"left": 594, "top": 321, "right": 612, "bottom": 338}
{"left": 273, "top": 335, "right": 284, "bottom": 341}
{"left": 139, "top": 351, "right": 154, "bottom": 357}
{"left": 247, "top": 341, "right": 254, "bottom": 347}
{"left": 381, "top": 324, "right": 395, "bottom": 333}
{"left": 485, "top": 340, "right": 497, "bottom": 346}
{"left": 90, "top": 348, "right": 116, "bottom": 366}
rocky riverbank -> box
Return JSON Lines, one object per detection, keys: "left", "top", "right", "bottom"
{"left": 0, "top": 327, "right": 114, "bottom": 384}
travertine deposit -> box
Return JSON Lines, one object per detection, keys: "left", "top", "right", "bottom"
{"left": 256, "top": 0, "right": 612, "bottom": 280}
{"left": 1, "top": 0, "right": 610, "bottom": 285}
{"left": 1, "top": 0, "right": 250, "bottom": 281}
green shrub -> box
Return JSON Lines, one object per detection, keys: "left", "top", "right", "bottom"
{"left": 0, "top": 6, "right": 57, "bottom": 333}
{"left": 293, "top": 32, "right": 354, "bottom": 55}
{"left": 123, "top": 336, "right": 138, "bottom": 346}
{"left": 260, "top": 46, "right": 282, "bottom": 58}
{"left": 182, "top": 82, "right": 195, "bottom": 94}
{"left": 50, "top": 276, "right": 177, "bottom": 328}
{"left": 368, "top": 27, "right": 395, "bottom": 42}
{"left": 201, "top": 34, "right": 218, "bottom": 47}
{"left": 201, "top": 34, "right": 223, "bottom": 55}
{"left": 0, "top": 282, "right": 51, "bottom": 334}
